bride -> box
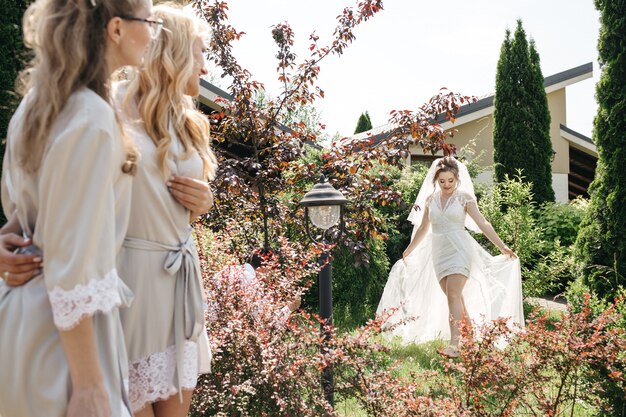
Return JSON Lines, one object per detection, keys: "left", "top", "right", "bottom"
{"left": 377, "top": 157, "right": 524, "bottom": 357}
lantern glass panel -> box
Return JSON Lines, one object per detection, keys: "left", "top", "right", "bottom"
{"left": 309, "top": 205, "right": 340, "bottom": 230}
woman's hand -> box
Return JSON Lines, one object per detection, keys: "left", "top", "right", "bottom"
{"left": 500, "top": 245, "right": 518, "bottom": 259}
{"left": 66, "top": 385, "right": 111, "bottom": 417}
{"left": 0, "top": 233, "right": 42, "bottom": 287}
{"left": 167, "top": 175, "right": 214, "bottom": 220}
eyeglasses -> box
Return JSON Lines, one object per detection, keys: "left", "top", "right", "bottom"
{"left": 119, "top": 15, "right": 164, "bottom": 39}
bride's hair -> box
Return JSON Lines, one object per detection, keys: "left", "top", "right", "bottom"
{"left": 432, "top": 157, "right": 460, "bottom": 185}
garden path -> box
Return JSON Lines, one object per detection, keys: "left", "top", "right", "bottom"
{"left": 527, "top": 296, "right": 567, "bottom": 312}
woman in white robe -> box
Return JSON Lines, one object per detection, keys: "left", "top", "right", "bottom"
{"left": 377, "top": 157, "right": 524, "bottom": 357}
{"left": 0, "top": 0, "right": 156, "bottom": 416}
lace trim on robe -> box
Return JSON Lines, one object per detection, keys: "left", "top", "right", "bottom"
{"left": 49, "top": 269, "right": 125, "bottom": 330}
{"left": 128, "top": 340, "right": 199, "bottom": 412}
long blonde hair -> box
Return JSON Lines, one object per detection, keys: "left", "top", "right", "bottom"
{"left": 125, "top": 3, "right": 217, "bottom": 181}
{"left": 17, "top": 0, "right": 142, "bottom": 173}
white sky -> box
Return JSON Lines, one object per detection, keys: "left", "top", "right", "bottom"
{"left": 208, "top": 0, "right": 600, "bottom": 139}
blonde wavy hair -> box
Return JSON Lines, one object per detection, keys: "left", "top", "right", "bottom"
{"left": 124, "top": 3, "right": 218, "bottom": 181}
{"left": 17, "top": 0, "right": 143, "bottom": 173}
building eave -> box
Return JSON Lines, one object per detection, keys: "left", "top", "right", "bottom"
{"left": 198, "top": 78, "right": 234, "bottom": 111}
{"left": 438, "top": 62, "right": 593, "bottom": 129}
{"left": 560, "top": 124, "right": 597, "bottom": 156}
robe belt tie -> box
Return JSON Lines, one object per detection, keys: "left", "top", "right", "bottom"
{"left": 123, "top": 233, "right": 204, "bottom": 399}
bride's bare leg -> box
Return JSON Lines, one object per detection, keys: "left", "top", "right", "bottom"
{"left": 443, "top": 274, "right": 468, "bottom": 348}
{"left": 460, "top": 295, "right": 473, "bottom": 339}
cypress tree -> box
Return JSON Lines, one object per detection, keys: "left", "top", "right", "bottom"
{"left": 493, "top": 20, "right": 555, "bottom": 204}
{"left": 1, "top": 0, "right": 29, "bottom": 140}
{"left": 0, "top": 0, "right": 29, "bottom": 225}
{"left": 576, "top": 0, "right": 626, "bottom": 299}
{"left": 354, "top": 111, "right": 372, "bottom": 134}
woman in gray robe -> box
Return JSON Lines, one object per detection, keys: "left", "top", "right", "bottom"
{"left": 1, "top": 5, "right": 217, "bottom": 417}
{"left": 113, "top": 5, "right": 218, "bottom": 416}
{"left": 0, "top": 0, "right": 157, "bottom": 416}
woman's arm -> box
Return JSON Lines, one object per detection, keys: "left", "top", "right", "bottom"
{"left": 167, "top": 175, "right": 214, "bottom": 221}
{"left": 466, "top": 201, "right": 517, "bottom": 258}
{"left": 60, "top": 319, "right": 111, "bottom": 417}
{"left": 403, "top": 206, "right": 431, "bottom": 259}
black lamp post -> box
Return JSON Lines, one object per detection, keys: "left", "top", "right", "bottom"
{"left": 299, "top": 175, "right": 348, "bottom": 407}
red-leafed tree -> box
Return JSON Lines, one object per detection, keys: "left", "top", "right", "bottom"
{"left": 192, "top": 0, "right": 474, "bottom": 264}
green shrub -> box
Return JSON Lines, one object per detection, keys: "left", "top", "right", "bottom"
{"left": 525, "top": 199, "right": 588, "bottom": 293}
{"left": 538, "top": 198, "right": 588, "bottom": 248}
{"left": 332, "top": 237, "right": 390, "bottom": 330}
{"left": 525, "top": 240, "right": 577, "bottom": 295}
{"left": 476, "top": 174, "right": 547, "bottom": 296}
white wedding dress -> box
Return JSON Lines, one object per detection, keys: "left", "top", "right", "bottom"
{"left": 377, "top": 161, "right": 524, "bottom": 345}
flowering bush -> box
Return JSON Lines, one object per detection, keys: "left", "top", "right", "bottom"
{"left": 191, "top": 225, "right": 438, "bottom": 416}
{"left": 192, "top": 224, "right": 625, "bottom": 416}
{"left": 435, "top": 296, "right": 626, "bottom": 416}
{"left": 191, "top": 225, "right": 325, "bottom": 416}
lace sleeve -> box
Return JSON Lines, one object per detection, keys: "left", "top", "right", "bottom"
{"left": 458, "top": 191, "right": 477, "bottom": 207}
{"left": 48, "top": 269, "right": 127, "bottom": 330}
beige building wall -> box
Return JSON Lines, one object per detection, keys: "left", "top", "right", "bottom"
{"left": 548, "top": 89, "right": 569, "bottom": 174}
{"left": 408, "top": 86, "right": 576, "bottom": 202}
{"left": 408, "top": 115, "right": 495, "bottom": 169}
{"left": 447, "top": 116, "right": 495, "bottom": 168}
{"left": 430, "top": 88, "right": 569, "bottom": 171}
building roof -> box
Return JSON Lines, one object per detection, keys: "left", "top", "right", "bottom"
{"left": 348, "top": 62, "right": 594, "bottom": 141}
{"left": 560, "top": 123, "right": 596, "bottom": 156}
{"left": 451, "top": 62, "right": 593, "bottom": 122}
{"left": 198, "top": 64, "right": 595, "bottom": 155}
{"left": 560, "top": 123, "right": 593, "bottom": 145}
{"left": 198, "top": 78, "right": 234, "bottom": 111}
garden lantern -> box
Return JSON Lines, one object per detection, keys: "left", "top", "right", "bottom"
{"left": 299, "top": 174, "right": 348, "bottom": 407}
{"left": 300, "top": 175, "right": 347, "bottom": 240}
